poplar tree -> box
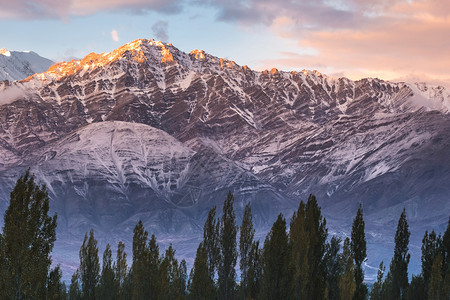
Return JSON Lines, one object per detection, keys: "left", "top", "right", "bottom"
{"left": 289, "top": 194, "right": 328, "bottom": 299}
{"left": 99, "top": 243, "right": 116, "bottom": 299}
{"left": 390, "top": 209, "right": 411, "bottom": 299}
{"left": 260, "top": 214, "right": 289, "bottom": 300}
{"left": 247, "top": 240, "right": 262, "bottom": 300}
{"left": 0, "top": 170, "right": 57, "bottom": 299}
{"left": 114, "top": 241, "right": 128, "bottom": 299}
{"left": 239, "top": 203, "right": 255, "bottom": 299}
{"left": 325, "top": 236, "right": 342, "bottom": 300}
{"left": 79, "top": 229, "right": 100, "bottom": 300}
{"left": 158, "top": 244, "right": 179, "bottom": 300}
{"left": 132, "top": 220, "right": 149, "bottom": 299}
{"left": 339, "top": 238, "right": 356, "bottom": 300}
{"left": 148, "top": 234, "right": 161, "bottom": 297}
{"left": 421, "top": 230, "right": 442, "bottom": 296}
{"left": 218, "top": 191, "right": 238, "bottom": 300}
{"left": 69, "top": 270, "right": 82, "bottom": 300}
{"left": 203, "top": 206, "right": 220, "bottom": 281}
{"left": 46, "top": 265, "right": 67, "bottom": 300}
{"left": 351, "top": 203, "right": 367, "bottom": 300}
{"left": 370, "top": 262, "right": 385, "bottom": 300}
{"left": 189, "top": 242, "right": 216, "bottom": 300}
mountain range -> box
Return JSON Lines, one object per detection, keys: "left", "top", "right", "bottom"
{"left": 0, "top": 39, "right": 449, "bottom": 280}
{"left": 0, "top": 48, "right": 54, "bottom": 82}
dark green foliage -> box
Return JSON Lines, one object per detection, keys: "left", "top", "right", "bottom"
{"left": 189, "top": 242, "right": 216, "bottom": 300}
{"left": 218, "top": 191, "right": 238, "bottom": 300}
{"left": 176, "top": 259, "right": 188, "bottom": 299}
{"left": 0, "top": 170, "right": 57, "bottom": 299}
{"left": 158, "top": 244, "right": 181, "bottom": 300}
{"left": 260, "top": 213, "right": 289, "bottom": 300}
{"left": 390, "top": 209, "right": 411, "bottom": 299}
{"left": 203, "top": 206, "right": 220, "bottom": 281}
{"left": 239, "top": 203, "right": 255, "bottom": 299}
{"left": 442, "top": 217, "right": 450, "bottom": 277}
{"left": 69, "top": 270, "right": 82, "bottom": 300}
{"left": 148, "top": 234, "right": 161, "bottom": 298}
{"left": 47, "top": 265, "right": 67, "bottom": 300}
{"left": 79, "top": 229, "right": 100, "bottom": 300}
{"left": 339, "top": 238, "right": 356, "bottom": 300}
{"left": 351, "top": 203, "right": 367, "bottom": 300}
{"left": 405, "top": 274, "right": 425, "bottom": 300}
{"left": 325, "top": 236, "right": 342, "bottom": 300}
{"left": 421, "top": 229, "right": 442, "bottom": 297}
{"left": 289, "top": 194, "right": 328, "bottom": 299}
{"left": 132, "top": 220, "right": 149, "bottom": 299}
{"left": 247, "top": 240, "right": 262, "bottom": 300}
{"left": 370, "top": 261, "right": 385, "bottom": 300}
{"left": 99, "top": 243, "right": 116, "bottom": 299}
{"left": 428, "top": 254, "right": 445, "bottom": 300}
{"left": 114, "top": 241, "right": 128, "bottom": 299}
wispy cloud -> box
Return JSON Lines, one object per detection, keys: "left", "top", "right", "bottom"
{"left": 151, "top": 20, "right": 169, "bottom": 42}
{"left": 0, "top": 0, "right": 184, "bottom": 19}
{"left": 1, "top": 0, "right": 449, "bottom": 83}
{"left": 111, "top": 29, "right": 120, "bottom": 42}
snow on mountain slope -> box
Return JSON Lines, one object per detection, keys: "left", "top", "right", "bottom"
{"left": 0, "top": 48, "right": 54, "bottom": 81}
{"left": 0, "top": 39, "right": 448, "bottom": 281}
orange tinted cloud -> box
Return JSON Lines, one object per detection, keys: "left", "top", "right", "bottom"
{"left": 261, "top": 0, "right": 450, "bottom": 84}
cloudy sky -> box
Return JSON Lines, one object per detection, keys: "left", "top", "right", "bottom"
{"left": 1, "top": 0, "right": 449, "bottom": 85}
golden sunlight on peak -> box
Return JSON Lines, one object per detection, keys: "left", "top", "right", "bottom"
{"left": 190, "top": 49, "right": 206, "bottom": 60}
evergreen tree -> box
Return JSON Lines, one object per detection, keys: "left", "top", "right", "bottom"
{"left": 370, "top": 262, "right": 385, "bottom": 300}
{"left": 189, "top": 242, "right": 216, "bottom": 300}
{"left": 351, "top": 203, "right": 368, "bottom": 300}
{"left": 114, "top": 241, "right": 128, "bottom": 299}
{"left": 390, "top": 208, "right": 411, "bottom": 299}
{"left": 325, "top": 236, "right": 342, "bottom": 300}
{"left": 239, "top": 203, "right": 255, "bottom": 299}
{"left": 69, "top": 270, "right": 82, "bottom": 300}
{"left": 99, "top": 243, "right": 116, "bottom": 299}
{"left": 218, "top": 191, "right": 238, "bottom": 300}
{"left": 47, "top": 265, "right": 67, "bottom": 300}
{"left": 339, "top": 238, "right": 356, "bottom": 300}
{"left": 0, "top": 170, "right": 57, "bottom": 299}
{"left": 79, "top": 229, "right": 100, "bottom": 300}
{"left": 203, "top": 205, "right": 220, "bottom": 281}
{"left": 260, "top": 213, "right": 289, "bottom": 300}
{"left": 132, "top": 220, "right": 149, "bottom": 299}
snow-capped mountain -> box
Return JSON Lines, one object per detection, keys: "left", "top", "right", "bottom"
{"left": 0, "top": 39, "right": 449, "bottom": 280}
{"left": 0, "top": 48, "right": 54, "bottom": 81}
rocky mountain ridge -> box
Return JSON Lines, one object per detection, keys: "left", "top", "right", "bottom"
{"left": 0, "top": 39, "right": 449, "bottom": 280}
{"left": 0, "top": 48, "right": 54, "bottom": 82}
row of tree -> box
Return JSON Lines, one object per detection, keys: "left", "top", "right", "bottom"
{"left": 0, "top": 171, "right": 449, "bottom": 299}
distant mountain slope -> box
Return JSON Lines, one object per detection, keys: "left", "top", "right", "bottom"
{"left": 0, "top": 48, "right": 54, "bottom": 81}
{"left": 0, "top": 39, "right": 448, "bottom": 281}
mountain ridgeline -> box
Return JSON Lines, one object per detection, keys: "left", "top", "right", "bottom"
{"left": 0, "top": 38, "right": 449, "bottom": 279}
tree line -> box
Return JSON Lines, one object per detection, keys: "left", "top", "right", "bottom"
{"left": 0, "top": 171, "right": 449, "bottom": 299}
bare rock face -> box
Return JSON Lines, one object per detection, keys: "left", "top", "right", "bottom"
{"left": 0, "top": 38, "right": 449, "bottom": 279}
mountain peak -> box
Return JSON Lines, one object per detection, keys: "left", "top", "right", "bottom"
{"left": 0, "top": 48, "right": 11, "bottom": 57}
